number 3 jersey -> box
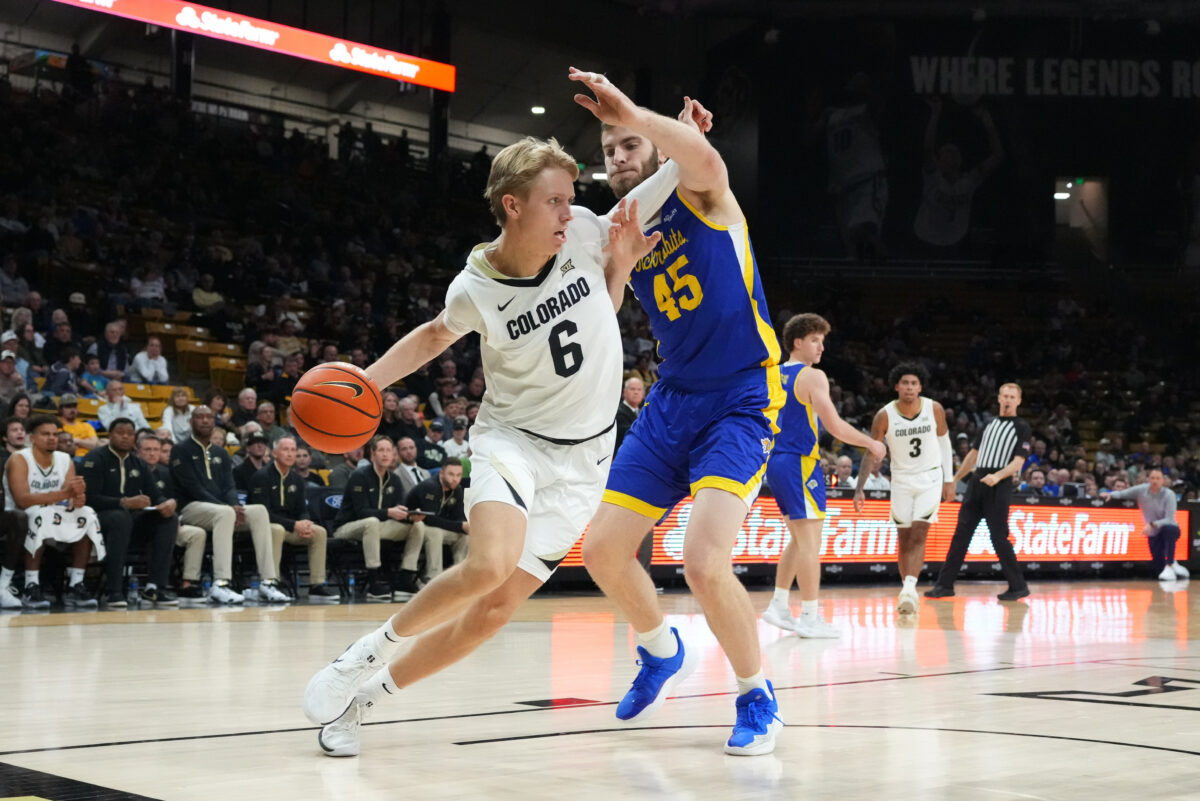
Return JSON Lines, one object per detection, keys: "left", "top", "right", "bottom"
{"left": 883, "top": 397, "right": 942, "bottom": 488}
{"left": 633, "top": 191, "right": 781, "bottom": 394}
{"left": 442, "top": 210, "right": 623, "bottom": 442}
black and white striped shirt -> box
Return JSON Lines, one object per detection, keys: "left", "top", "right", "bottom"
{"left": 971, "top": 416, "right": 1032, "bottom": 473}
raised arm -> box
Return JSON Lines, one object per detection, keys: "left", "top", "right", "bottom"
{"left": 366, "top": 312, "right": 461, "bottom": 390}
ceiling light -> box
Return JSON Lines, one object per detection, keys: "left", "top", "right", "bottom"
{"left": 592, "top": 173, "right": 607, "bottom": 181}
{"left": 531, "top": 105, "right": 545, "bottom": 115}
{"left": 1054, "top": 192, "right": 1070, "bottom": 200}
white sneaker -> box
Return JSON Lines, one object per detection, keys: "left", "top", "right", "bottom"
{"left": 1172, "top": 562, "right": 1190, "bottom": 579}
{"left": 793, "top": 614, "right": 841, "bottom": 639}
{"left": 318, "top": 697, "right": 365, "bottom": 757}
{"left": 303, "top": 634, "right": 387, "bottom": 725}
{"left": 761, "top": 603, "right": 796, "bottom": 632}
{"left": 260, "top": 581, "right": 293, "bottom": 603}
{"left": 0, "top": 584, "right": 20, "bottom": 609}
{"left": 897, "top": 587, "right": 920, "bottom": 615}
{"left": 1158, "top": 566, "right": 1177, "bottom": 581}
{"left": 208, "top": 582, "right": 244, "bottom": 604}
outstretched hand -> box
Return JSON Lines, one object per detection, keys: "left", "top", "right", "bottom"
{"left": 570, "top": 67, "right": 640, "bottom": 127}
{"left": 603, "top": 198, "right": 662, "bottom": 266}
{"left": 677, "top": 96, "right": 713, "bottom": 134}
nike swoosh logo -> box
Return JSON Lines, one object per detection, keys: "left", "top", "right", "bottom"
{"left": 596, "top": 454, "right": 611, "bottom": 465}
{"left": 497, "top": 297, "right": 516, "bottom": 311}
{"left": 315, "top": 380, "right": 364, "bottom": 398}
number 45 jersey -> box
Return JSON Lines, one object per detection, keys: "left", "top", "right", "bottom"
{"left": 632, "top": 191, "right": 781, "bottom": 393}
{"left": 442, "top": 209, "right": 622, "bottom": 443}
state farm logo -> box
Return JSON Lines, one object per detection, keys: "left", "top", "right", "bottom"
{"left": 176, "top": 7, "right": 281, "bottom": 46}
{"left": 1005, "top": 509, "right": 1134, "bottom": 558}
{"left": 329, "top": 42, "right": 420, "bottom": 79}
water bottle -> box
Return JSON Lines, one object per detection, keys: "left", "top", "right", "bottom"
{"left": 249, "top": 577, "right": 260, "bottom": 602}
{"left": 347, "top": 573, "right": 356, "bottom": 601}
{"left": 127, "top": 575, "right": 140, "bottom": 608}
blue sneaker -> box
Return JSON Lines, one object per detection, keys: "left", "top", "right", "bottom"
{"left": 615, "top": 627, "right": 698, "bottom": 722}
{"left": 724, "top": 680, "right": 783, "bottom": 756}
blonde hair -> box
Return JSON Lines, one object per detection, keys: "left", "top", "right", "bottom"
{"left": 999, "top": 382, "right": 1023, "bottom": 397}
{"left": 483, "top": 137, "right": 579, "bottom": 227}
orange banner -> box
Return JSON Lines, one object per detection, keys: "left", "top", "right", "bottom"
{"left": 559, "top": 497, "right": 1187, "bottom": 567}
{"left": 50, "top": 0, "right": 456, "bottom": 91}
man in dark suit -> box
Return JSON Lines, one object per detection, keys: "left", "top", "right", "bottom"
{"left": 614, "top": 376, "right": 645, "bottom": 454}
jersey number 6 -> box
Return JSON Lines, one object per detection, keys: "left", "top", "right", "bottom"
{"left": 549, "top": 320, "right": 584, "bottom": 378}
{"left": 654, "top": 255, "right": 703, "bottom": 321}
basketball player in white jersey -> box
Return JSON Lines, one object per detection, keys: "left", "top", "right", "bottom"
{"left": 303, "top": 133, "right": 680, "bottom": 756}
{"left": 853, "top": 363, "right": 954, "bottom": 614}
{"left": 5, "top": 414, "right": 103, "bottom": 608}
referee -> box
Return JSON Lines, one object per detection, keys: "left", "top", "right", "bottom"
{"left": 925, "top": 383, "right": 1033, "bottom": 601}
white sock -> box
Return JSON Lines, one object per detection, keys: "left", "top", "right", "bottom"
{"left": 771, "top": 587, "right": 790, "bottom": 607}
{"left": 67, "top": 567, "right": 84, "bottom": 586}
{"left": 635, "top": 621, "right": 678, "bottom": 659}
{"left": 360, "top": 669, "right": 401, "bottom": 708}
{"left": 903, "top": 575, "right": 918, "bottom": 591}
{"left": 363, "top": 618, "right": 408, "bottom": 663}
{"left": 736, "top": 670, "right": 770, "bottom": 696}
{"left": 24, "top": 571, "right": 39, "bottom": 588}
{"left": 800, "top": 599, "right": 818, "bottom": 618}
{"left": 0, "top": 567, "right": 12, "bottom": 588}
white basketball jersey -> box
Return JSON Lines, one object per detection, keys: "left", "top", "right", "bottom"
{"left": 826, "top": 104, "right": 886, "bottom": 192}
{"left": 4, "top": 449, "right": 70, "bottom": 511}
{"left": 442, "top": 210, "right": 622, "bottom": 442}
{"left": 883, "top": 397, "right": 941, "bottom": 486}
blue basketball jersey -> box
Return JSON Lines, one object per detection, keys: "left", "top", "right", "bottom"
{"left": 773, "top": 362, "right": 820, "bottom": 458}
{"left": 631, "top": 191, "right": 781, "bottom": 395}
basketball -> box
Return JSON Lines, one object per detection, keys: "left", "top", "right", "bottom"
{"left": 289, "top": 362, "right": 383, "bottom": 453}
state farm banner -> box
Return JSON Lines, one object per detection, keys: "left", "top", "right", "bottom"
{"left": 558, "top": 497, "right": 1187, "bottom": 568}
{"left": 50, "top": 0, "right": 455, "bottom": 91}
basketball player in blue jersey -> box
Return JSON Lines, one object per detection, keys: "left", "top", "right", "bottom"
{"left": 762, "top": 314, "right": 884, "bottom": 637}
{"left": 570, "top": 68, "right": 785, "bottom": 755}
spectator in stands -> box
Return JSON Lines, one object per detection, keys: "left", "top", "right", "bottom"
{"left": 394, "top": 395, "right": 428, "bottom": 443}
{"left": 405, "top": 457, "right": 469, "bottom": 589}
{"left": 246, "top": 345, "right": 280, "bottom": 401}
{"left": 9, "top": 414, "right": 100, "bottom": 608}
{"left": 276, "top": 352, "right": 304, "bottom": 406}
{"left": 170, "top": 406, "right": 289, "bottom": 603}
{"left": 0, "top": 345, "right": 25, "bottom": 406}
{"left": 294, "top": 444, "right": 326, "bottom": 486}
{"left": 1026, "top": 440, "right": 1047, "bottom": 468}
{"left": 138, "top": 431, "right": 206, "bottom": 602}
{"left": 275, "top": 319, "right": 304, "bottom": 360}
{"left": 193, "top": 273, "right": 226, "bottom": 315}
{"left": 831, "top": 454, "right": 855, "bottom": 488}
{"left": 417, "top": 421, "right": 448, "bottom": 470}
{"left": 625, "top": 352, "right": 657, "bottom": 388}
{"left": 15, "top": 321, "right": 47, "bottom": 385}
{"left": 394, "top": 436, "right": 429, "bottom": 496}
{"left": 97, "top": 379, "right": 150, "bottom": 432}
{"left": 0, "top": 417, "right": 25, "bottom": 471}
{"left": 6, "top": 393, "right": 31, "bottom": 423}
{"left": 81, "top": 418, "right": 179, "bottom": 608}
{"left": 441, "top": 419, "right": 471, "bottom": 460}
{"left": 0, "top": 255, "right": 29, "bottom": 306}
{"left": 46, "top": 346, "right": 85, "bottom": 396}
{"left": 79, "top": 355, "right": 108, "bottom": 397}
{"left": 854, "top": 461, "right": 891, "bottom": 491}
{"left": 255, "top": 401, "right": 287, "bottom": 446}
{"left": 67, "top": 292, "right": 98, "bottom": 343}
{"left": 249, "top": 436, "right": 338, "bottom": 601}
{"left": 57, "top": 431, "right": 76, "bottom": 462}
{"left": 614, "top": 377, "right": 644, "bottom": 454}
{"left": 160, "top": 387, "right": 194, "bottom": 444}
{"left": 332, "top": 435, "right": 424, "bottom": 601}
{"left": 128, "top": 336, "right": 169, "bottom": 385}
{"left": 327, "top": 446, "right": 364, "bottom": 490}
{"left": 203, "top": 388, "right": 232, "bottom": 428}
{"left": 57, "top": 394, "right": 99, "bottom": 457}
{"left": 1018, "top": 467, "right": 1048, "bottom": 495}
{"left": 233, "top": 431, "right": 270, "bottom": 491}
{"left": 375, "top": 390, "right": 407, "bottom": 443}
{"left": 43, "top": 321, "right": 80, "bottom": 368}
{"left": 231, "top": 388, "right": 258, "bottom": 428}
{"left": 89, "top": 322, "right": 130, "bottom": 382}
{"left": 1103, "top": 469, "right": 1187, "bottom": 581}
{"left": 130, "top": 267, "right": 167, "bottom": 311}
{"left": 463, "top": 374, "right": 485, "bottom": 405}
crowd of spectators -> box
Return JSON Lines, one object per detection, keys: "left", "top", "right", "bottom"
{"left": 0, "top": 68, "right": 1196, "bottom": 609}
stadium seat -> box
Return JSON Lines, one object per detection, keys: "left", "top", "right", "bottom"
{"left": 209, "top": 356, "right": 247, "bottom": 395}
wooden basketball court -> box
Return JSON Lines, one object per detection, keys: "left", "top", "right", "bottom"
{"left": 2, "top": 581, "right": 1197, "bottom": 800}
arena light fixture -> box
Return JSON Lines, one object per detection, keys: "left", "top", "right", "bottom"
{"left": 531, "top": 105, "right": 546, "bottom": 115}
{"left": 48, "top": 0, "right": 456, "bottom": 91}
{"left": 592, "top": 173, "right": 608, "bottom": 181}
{"left": 1054, "top": 192, "right": 1071, "bottom": 200}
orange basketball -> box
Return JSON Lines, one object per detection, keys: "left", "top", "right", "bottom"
{"left": 289, "top": 362, "right": 383, "bottom": 453}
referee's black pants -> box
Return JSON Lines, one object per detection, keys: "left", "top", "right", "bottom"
{"left": 935, "top": 476, "right": 1027, "bottom": 592}
{"left": 98, "top": 509, "right": 178, "bottom": 595}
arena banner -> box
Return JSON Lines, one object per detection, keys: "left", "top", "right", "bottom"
{"left": 557, "top": 497, "right": 1188, "bottom": 568}
{"left": 49, "top": 0, "right": 456, "bottom": 91}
